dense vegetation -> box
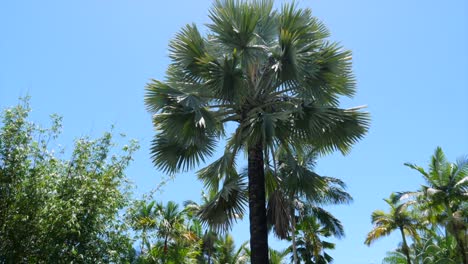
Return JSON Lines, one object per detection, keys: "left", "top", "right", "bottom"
{"left": 2, "top": 99, "right": 465, "bottom": 264}
{"left": 365, "top": 148, "right": 467, "bottom": 264}
{"left": 0, "top": 99, "right": 137, "bottom": 263}
{"left": 0, "top": 100, "right": 352, "bottom": 263}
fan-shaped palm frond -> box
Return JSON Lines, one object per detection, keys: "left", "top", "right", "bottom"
{"left": 197, "top": 173, "right": 248, "bottom": 233}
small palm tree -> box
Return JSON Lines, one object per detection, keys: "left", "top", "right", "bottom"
{"left": 266, "top": 148, "right": 351, "bottom": 263}
{"left": 269, "top": 248, "right": 289, "bottom": 264}
{"left": 398, "top": 147, "right": 468, "bottom": 263}
{"left": 292, "top": 213, "right": 340, "bottom": 264}
{"left": 128, "top": 200, "right": 158, "bottom": 254}
{"left": 365, "top": 194, "right": 420, "bottom": 264}
{"left": 212, "top": 234, "right": 249, "bottom": 264}
{"left": 145, "top": 1, "right": 369, "bottom": 262}
{"left": 184, "top": 198, "right": 222, "bottom": 264}
{"left": 154, "top": 201, "right": 187, "bottom": 263}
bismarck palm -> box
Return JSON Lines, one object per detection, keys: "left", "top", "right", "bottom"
{"left": 145, "top": 0, "right": 369, "bottom": 262}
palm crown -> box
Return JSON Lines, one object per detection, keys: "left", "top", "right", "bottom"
{"left": 145, "top": 0, "right": 369, "bottom": 262}
{"left": 365, "top": 194, "right": 420, "bottom": 264}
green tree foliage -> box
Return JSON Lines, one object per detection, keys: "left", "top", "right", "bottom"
{"left": 268, "top": 248, "right": 289, "bottom": 264}
{"left": 266, "top": 148, "right": 351, "bottom": 263}
{"left": 375, "top": 147, "right": 467, "bottom": 264}
{"left": 145, "top": 1, "right": 369, "bottom": 262}
{"left": 365, "top": 194, "right": 420, "bottom": 264}
{"left": 292, "top": 210, "right": 341, "bottom": 264}
{"left": 398, "top": 147, "right": 467, "bottom": 263}
{"left": 0, "top": 99, "right": 138, "bottom": 263}
{"left": 128, "top": 198, "right": 250, "bottom": 264}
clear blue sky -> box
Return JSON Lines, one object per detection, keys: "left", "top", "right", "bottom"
{"left": 1, "top": 0, "right": 467, "bottom": 263}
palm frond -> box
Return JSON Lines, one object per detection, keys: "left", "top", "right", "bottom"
{"left": 266, "top": 189, "right": 291, "bottom": 239}
{"left": 197, "top": 173, "right": 248, "bottom": 233}
{"left": 150, "top": 133, "right": 217, "bottom": 174}
{"left": 290, "top": 105, "right": 370, "bottom": 154}
{"left": 308, "top": 206, "right": 345, "bottom": 239}
{"left": 197, "top": 149, "right": 238, "bottom": 192}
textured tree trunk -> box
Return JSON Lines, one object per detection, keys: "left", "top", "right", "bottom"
{"left": 399, "top": 226, "right": 412, "bottom": 264}
{"left": 291, "top": 200, "right": 299, "bottom": 264}
{"left": 445, "top": 202, "right": 467, "bottom": 264}
{"left": 455, "top": 235, "right": 467, "bottom": 264}
{"left": 248, "top": 143, "right": 269, "bottom": 264}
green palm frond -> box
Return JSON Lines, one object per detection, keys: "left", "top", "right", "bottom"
{"left": 197, "top": 149, "right": 238, "bottom": 192}
{"left": 307, "top": 206, "right": 345, "bottom": 239}
{"left": 313, "top": 177, "right": 353, "bottom": 205}
{"left": 150, "top": 133, "right": 217, "bottom": 174}
{"left": 197, "top": 173, "right": 248, "bottom": 233}
{"left": 169, "top": 24, "right": 210, "bottom": 82}
{"left": 268, "top": 247, "right": 289, "bottom": 264}
{"left": 382, "top": 251, "right": 408, "bottom": 264}
{"left": 286, "top": 105, "right": 369, "bottom": 154}
{"left": 364, "top": 225, "right": 394, "bottom": 246}
{"left": 208, "top": 0, "right": 261, "bottom": 50}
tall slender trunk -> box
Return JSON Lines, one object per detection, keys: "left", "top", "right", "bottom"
{"left": 399, "top": 226, "right": 412, "bottom": 264}
{"left": 291, "top": 198, "right": 298, "bottom": 264}
{"left": 163, "top": 235, "right": 168, "bottom": 264}
{"left": 141, "top": 229, "right": 146, "bottom": 255}
{"left": 445, "top": 202, "right": 467, "bottom": 264}
{"left": 247, "top": 143, "right": 269, "bottom": 264}
{"left": 455, "top": 235, "right": 467, "bottom": 264}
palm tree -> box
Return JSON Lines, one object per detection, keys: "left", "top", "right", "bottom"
{"left": 184, "top": 198, "right": 222, "bottom": 264}
{"left": 365, "top": 194, "right": 420, "bottom": 264}
{"left": 155, "top": 201, "right": 187, "bottom": 263}
{"left": 145, "top": 1, "right": 369, "bottom": 262}
{"left": 381, "top": 251, "right": 412, "bottom": 264}
{"left": 212, "top": 233, "right": 249, "bottom": 264}
{"left": 292, "top": 208, "right": 343, "bottom": 264}
{"left": 382, "top": 233, "right": 461, "bottom": 264}
{"left": 128, "top": 200, "right": 158, "bottom": 254}
{"left": 266, "top": 148, "right": 352, "bottom": 263}
{"left": 398, "top": 147, "right": 468, "bottom": 263}
{"left": 269, "top": 248, "right": 289, "bottom": 264}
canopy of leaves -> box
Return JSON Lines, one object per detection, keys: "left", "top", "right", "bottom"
{"left": 0, "top": 99, "right": 139, "bottom": 263}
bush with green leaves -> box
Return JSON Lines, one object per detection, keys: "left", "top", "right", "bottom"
{"left": 0, "top": 98, "right": 138, "bottom": 263}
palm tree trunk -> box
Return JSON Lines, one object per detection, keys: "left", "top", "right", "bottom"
{"left": 445, "top": 202, "right": 467, "bottom": 264}
{"left": 399, "top": 226, "right": 412, "bottom": 264}
{"left": 291, "top": 201, "right": 299, "bottom": 264}
{"left": 163, "top": 235, "right": 168, "bottom": 264}
{"left": 141, "top": 229, "right": 146, "bottom": 255}
{"left": 247, "top": 143, "right": 269, "bottom": 264}
{"left": 455, "top": 235, "right": 467, "bottom": 264}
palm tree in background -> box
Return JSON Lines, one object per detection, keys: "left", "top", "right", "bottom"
{"left": 155, "top": 201, "right": 187, "bottom": 262}
{"left": 397, "top": 147, "right": 468, "bottom": 263}
{"left": 268, "top": 248, "right": 289, "bottom": 264}
{"left": 145, "top": 0, "right": 369, "bottom": 262}
{"left": 382, "top": 233, "right": 461, "bottom": 264}
{"left": 212, "top": 233, "right": 249, "bottom": 264}
{"left": 128, "top": 200, "right": 158, "bottom": 254}
{"left": 266, "top": 148, "right": 351, "bottom": 263}
{"left": 365, "top": 194, "right": 420, "bottom": 264}
{"left": 292, "top": 207, "right": 344, "bottom": 264}
{"left": 184, "top": 197, "right": 227, "bottom": 264}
